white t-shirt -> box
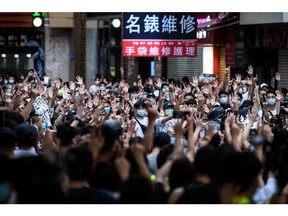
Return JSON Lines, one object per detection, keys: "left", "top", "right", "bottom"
{"left": 155, "top": 117, "right": 179, "bottom": 134}
{"left": 89, "top": 84, "right": 99, "bottom": 95}
{"left": 134, "top": 117, "right": 149, "bottom": 138}
{"left": 258, "top": 108, "right": 277, "bottom": 123}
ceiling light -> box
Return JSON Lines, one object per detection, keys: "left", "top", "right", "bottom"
{"left": 111, "top": 18, "right": 121, "bottom": 28}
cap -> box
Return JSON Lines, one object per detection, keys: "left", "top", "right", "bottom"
{"left": 207, "top": 107, "right": 225, "bottom": 120}
{"left": 153, "top": 132, "right": 170, "bottom": 148}
{"left": 260, "top": 83, "right": 268, "bottom": 89}
{"left": 147, "top": 93, "right": 155, "bottom": 98}
{"left": 163, "top": 102, "right": 174, "bottom": 110}
{"left": 240, "top": 100, "right": 254, "bottom": 109}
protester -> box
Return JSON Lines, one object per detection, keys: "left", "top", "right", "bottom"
{"left": 0, "top": 65, "right": 288, "bottom": 204}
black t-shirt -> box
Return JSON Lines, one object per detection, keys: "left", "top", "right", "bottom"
{"left": 177, "top": 181, "right": 220, "bottom": 204}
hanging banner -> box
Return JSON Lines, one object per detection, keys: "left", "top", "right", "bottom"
{"left": 123, "top": 12, "right": 197, "bottom": 57}
{"left": 33, "top": 96, "right": 51, "bottom": 127}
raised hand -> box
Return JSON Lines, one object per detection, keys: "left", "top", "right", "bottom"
{"left": 75, "top": 76, "right": 84, "bottom": 86}
{"left": 247, "top": 65, "right": 254, "bottom": 76}
{"left": 224, "top": 66, "right": 230, "bottom": 75}
{"left": 275, "top": 72, "right": 281, "bottom": 81}
{"left": 191, "top": 76, "right": 198, "bottom": 88}
{"left": 235, "top": 74, "right": 242, "bottom": 84}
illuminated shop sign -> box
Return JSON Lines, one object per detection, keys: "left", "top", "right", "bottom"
{"left": 123, "top": 13, "right": 197, "bottom": 57}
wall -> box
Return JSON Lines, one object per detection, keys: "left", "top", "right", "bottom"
{"left": 85, "top": 20, "right": 98, "bottom": 88}
{"left": 44, "top": 28, "right": 72, "bottom": 82}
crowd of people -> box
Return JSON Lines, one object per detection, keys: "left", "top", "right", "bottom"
{"left": 0, "top": 66, "right": 288, "bottom": 204}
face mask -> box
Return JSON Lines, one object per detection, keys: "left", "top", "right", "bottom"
{"left": 100, "top": 86, "right": 106, "bottom": 91}
{"left": 114, "top": 88, "right": 119, "bottom": 92}
{"left": 189, "top": 107, "right": 194, "bottom": 112}
{"left": 165, "top": 109, "right": 174, "bottom": 116}
{"left": 95, "top": 81, "right": 100, "bottom": 85}
{"left": 8, "top": 79, "right": 14, "bottom": 84}
{"left": 115, "top": 102, "right": 120, "bottom": 109}
{"left": 162, "top": 88, "right": 167, "bottom": 93}
{"left": 194, "top": 94, "right": 198, "bottom": 98}
{"left": 137, "top": 109, "right": 146, "bottom": 117}
{"left": 267, "top": 98, "right": 276, "bottom": 106}
{"left": 220, "top": 97, "right": 228, "bottom": 105}
{"left": 104, "top": 107, "right": 110, "bottom": 114}
{"left": 4, "top": 80, "right": 8, "bottom": 85}
{"left": 0, "top": 183, "right": 9, "bottom": 203}
{"left": 154, "top": 90, "right": 159, "bottom": 97}
{"left": 149, "top": 98, "right": 156, "bottom": 105}
{"left": 131, "top": 93, "right": 139, "bottom": 98}
{"left": 239, "top": 88, "right": 243, "bottom": 94}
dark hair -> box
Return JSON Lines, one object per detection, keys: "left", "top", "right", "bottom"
{"left": 194, "top": 145, "right": 216, "bottom": 177}
{"left": 119, "top": 175, "right": 155, "bottom": 204}
{"left": 4, "top": 111, "right": 24, "bottom": 130}
{"left": 10, "top": 155, "right": 66, "bottom": 203}
{"left": 168, "top": 157, "right": 195, "bottom": 191}
{"left": 153, "top": 132, "right": 170, "bottom": 148}
{"left": 266, "top": 89, "right": 276, "bottom": 97}
{"left": 0, "top": 127, "right": 16, "bottom": 152}
{"left": 65, "top": 147, "right": 93, "bottom": 181}
{"left": 222, "top": 152, "right": 261, "bottom": 193}
{"left": 56, "top": 122, "right": 77, "bottom": 147}
{"left": 129, "top": 86, "right": 139, "bottom": 93}
{"left": 134, "top": 101, "right": 146, "bottom": 109}
{"left": 157, "top": 144, "right": 174, "bottom": 169}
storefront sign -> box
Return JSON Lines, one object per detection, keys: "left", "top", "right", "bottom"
{"left": 123, "top": 40, "right": 197, "bottom": 57}
{"left": 123, "top": 13, "right": 197, "bottom": 57}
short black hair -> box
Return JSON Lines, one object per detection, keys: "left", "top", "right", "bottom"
{"left": 56, "top": 122, "right": 77, "bottom": 147}
{"left": 65, "top": 147, "right": 93, "bottom": 181}
{"left": 266, "top": 89, "right": 276, "bottom": 97}
{"left": 0, "top": 127, "right": 16, "bottom": 151}
{"left": 134, "top": 101, "right": 146, "bottom": 109}
{"left": 222, "top": 152, "right": 261, "bottom": 193}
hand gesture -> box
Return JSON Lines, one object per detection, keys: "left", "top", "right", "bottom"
{"left": 247, "top": 77, "right": 253, "bottom": 86}
{"left": 89, "top": 127, "right": 105, "bottom": 159}
{"left": 247, "top": 65, "right": 254, "bottom": 76}
{"left": 235, "top": 74, "right": 242, "bottom": 84}
{"left": 224, "top": 66, "right": 230, "bottom": 75}
{"left": 75, "top": 76, "right": 84, "bottom": 86}
{"left": 191, "top": 76, "right": 198, "bottom": 88}
{"left": 276, "top": 90, "right": 282, "bottom": 101}
{"left": 174, "top": 122, "right": 184, "bottom": 136}
{"left": 147, "top": 108, "right": 158, "bottom": 124}
{"left": 193, "top": 112, "right": 206, "bottom": 129}
{"left": 275, "top": 72, "right": 281, "bottom": 81}
{"left": 155, "top": 78, "right": 162, "bottom": 89}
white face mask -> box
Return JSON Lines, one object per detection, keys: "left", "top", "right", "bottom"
{"left": 154, "top": 90, "right": 159, "bottom": 97}
{"left": 95, "top": 81, "right": 100, "bottom": 85}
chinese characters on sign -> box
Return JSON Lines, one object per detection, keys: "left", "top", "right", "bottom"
{"left": 123, "top": 40, "right": 197, "bottom": 57}
{"left": 123, "top": 13, "right": 197, "bottom": 57}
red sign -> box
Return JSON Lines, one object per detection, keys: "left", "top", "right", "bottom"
{"left": 122, "top": 40, "right": 197, "bottom": 57}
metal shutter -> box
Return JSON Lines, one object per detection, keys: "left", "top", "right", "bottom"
{"left": 167, "top": 45, "right": 203, "bottom": 81}
{"left": 218, "top": 46, "right": 227, "bottom": 83}
{"left": 278, "top": 49, "right": 288, "bottom": 89}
